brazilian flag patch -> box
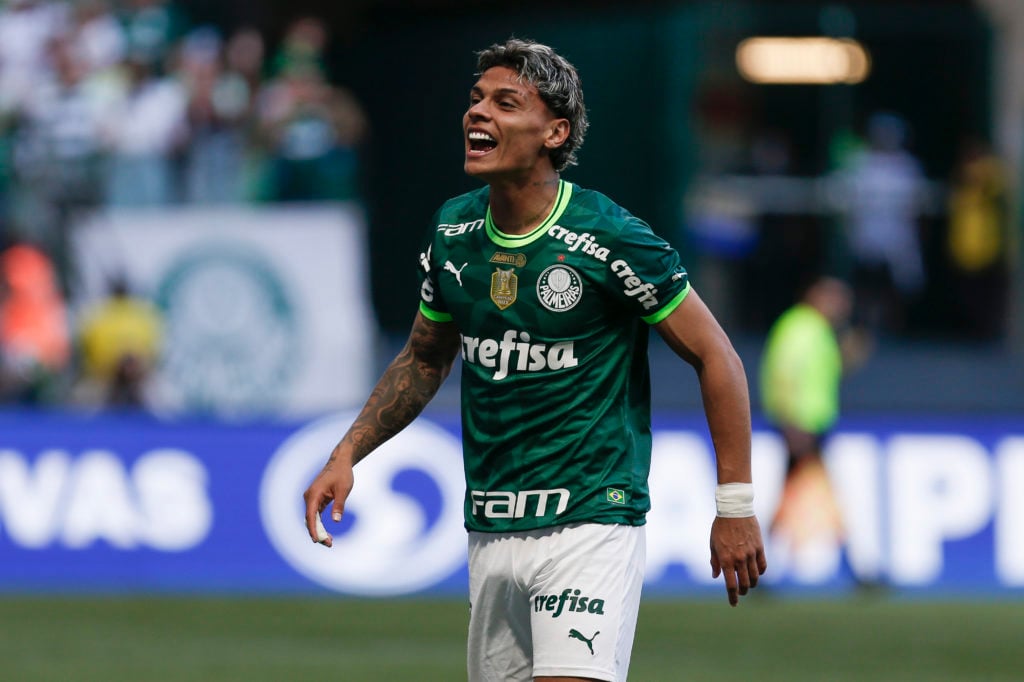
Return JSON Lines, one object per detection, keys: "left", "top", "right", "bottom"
{"left": 606, "top": 488, "right": 626, "bottom": 505}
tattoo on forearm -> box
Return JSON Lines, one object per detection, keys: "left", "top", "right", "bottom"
{"left": 338, "top": 317, "right": 457, "bottom": 465}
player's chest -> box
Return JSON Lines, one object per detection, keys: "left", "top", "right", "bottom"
{"left": 436, "top": 241, "right": 608, "bottom": 333}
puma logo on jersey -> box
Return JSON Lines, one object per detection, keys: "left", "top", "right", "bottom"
{"left": 460, "top": 329, "right": 577, "bottom": 380}
{"left": 568, "top": 629, "right": 600, "bottom": 655}
{"left": 444, "top": 261, "right": 468, "bottom": 286}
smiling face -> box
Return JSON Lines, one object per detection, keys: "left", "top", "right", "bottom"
{"left": 463, "top": 66, "right": 570, "bottom": 183}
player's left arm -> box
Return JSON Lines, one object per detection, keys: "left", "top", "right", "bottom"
{"left": 654, "top": 288, "right": 767, "bottom": 606}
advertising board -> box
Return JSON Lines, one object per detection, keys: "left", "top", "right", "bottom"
{"left": 1, "top": 411, "right": 1021, "bottom": 595}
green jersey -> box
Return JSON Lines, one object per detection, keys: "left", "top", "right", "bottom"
{"left": 418, "top": 180, "right": 691, "bottom": 533}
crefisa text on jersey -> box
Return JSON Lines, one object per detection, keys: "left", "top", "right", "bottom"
{"left": 547, "top": 226, "right": 611, "bottom": 261}
{"left": 460, "top": 329, "right": 578, "bottom": 380}
{"left": 611, "top": 260, "right": 660, "bottom": 310}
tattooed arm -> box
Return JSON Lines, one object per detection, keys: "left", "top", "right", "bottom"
{"left": 303, "top": 311, "right": 461, "bottom": 545}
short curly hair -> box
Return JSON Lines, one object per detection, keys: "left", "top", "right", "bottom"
{"left": 476, "top": 38, "right": 589, "bottom": 172}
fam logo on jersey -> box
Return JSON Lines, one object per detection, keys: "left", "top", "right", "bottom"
{"left": 491, "top": 268, "right": 518, "bottom": 309}
{"left": 470, "top": 487, "right": 570, "bottom": 519}
{"left": 537, "top": 264, "right": 583, "bottom": 312}
{"left": 155, "top": 245, "right": 298, "bottom": 414}
{"left": 437, "top": 219, "right": 484, "bottom": 236}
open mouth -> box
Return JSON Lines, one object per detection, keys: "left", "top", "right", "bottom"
{"left": 468, "top": 130, "right": 497, "bottom": 155}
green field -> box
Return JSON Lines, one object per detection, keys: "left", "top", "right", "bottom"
{"left": 1, "top": 595, "right": 1020, "bottom": 681}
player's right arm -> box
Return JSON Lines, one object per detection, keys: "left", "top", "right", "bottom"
{"left": 303, "top": 311, "right": 461, "bottom": 545}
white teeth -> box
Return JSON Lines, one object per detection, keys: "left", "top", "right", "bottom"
{"left": 468, "top": 131, "right": 496, "bottom": 142}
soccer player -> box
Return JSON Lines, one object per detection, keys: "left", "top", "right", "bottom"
{"left": 303, "top": 38, "right": 766, "bottom": 682}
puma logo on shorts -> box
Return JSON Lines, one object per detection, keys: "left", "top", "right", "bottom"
{"left": 568, "top": 629, "right": 600, "bottom": 655}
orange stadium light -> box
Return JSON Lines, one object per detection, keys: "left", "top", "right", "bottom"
{"left": 736, "top": 37, "right": 871, "bottom": 84}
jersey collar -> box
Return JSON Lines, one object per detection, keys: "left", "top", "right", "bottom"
{"left": 485, "top": 180, "right": 574, "bottom": 248}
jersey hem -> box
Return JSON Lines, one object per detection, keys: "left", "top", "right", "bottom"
{"left": 464, "top": 516, "right": 647, "bottom": 534}
{"left": 419, "top": 301, "right": 453, "bottom": 322}
{"left": 642, "top": 281, "right": 690, "bottom": 324}
{"left": 532, "top": 666, "right": 615, "bottom": 681}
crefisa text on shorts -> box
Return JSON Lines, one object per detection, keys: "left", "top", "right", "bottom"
{"left": 534, "top": 588, "right": 606, "bottom": 617}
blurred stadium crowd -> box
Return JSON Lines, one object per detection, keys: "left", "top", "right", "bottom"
{"left": 687, "top": 109, "right": 1013, "bottom": 343}
{"left": 0, "top": 0, "right": 1017, "bottom": 414}
{"left": 0, "top": 0, "right": 369, "bottom": 409}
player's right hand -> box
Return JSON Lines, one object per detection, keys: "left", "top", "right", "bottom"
{"left": 303, "top": 459, "right": 354, "bottom": 548}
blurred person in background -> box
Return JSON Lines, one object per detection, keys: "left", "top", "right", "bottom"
{"left": 253, "top": 16, "right": 367, "bottom": 203}
{"left": 760, "top": 276, "right": 865, "bottom": 583}
{"left": 268, "top": 15, "right": 327, "bottom": 79}
{"left": 118, "top": 0, "right": 187, "bottom": 69}
{"left": 0, "top": 238, "right": 69, "bottom": 403}
{"left": 223, "top": 26, "right": 265, "bottom": 99}
{"left": 303, "top": 38, "right": 765, "bottom": 682}
{"left": 836, "top": 112, "right": 927, "bottom": 336}
{"left": 102, "top": 0, "right": 189, "bottom": 206}
{"left": 65, "top": 0, "right": 125, "bottom": 76}
{"left": 946, "top": 137, "right": 1011, "bottom": 340}
{"left": 73, "top": 275, "right": 162, "bottom": 408}
{"left": 16, "top": 35, "right": 117, "bottom": 286}
{"left": 0, "top": 0, "right": 67, "bottom": 117}
{"left": 0, "top": 0, "right": 67, "bottom": 258}
{"left": 103, "top": 46, "right": 189, "bottom": 206}
{"left": 219, "top": 27, "right": 267, "bottom": 200}
{"left": 178, "top": 26, "right": 252, "bottom": 203}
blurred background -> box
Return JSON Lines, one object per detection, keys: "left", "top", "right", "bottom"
{"left": 1, "top": 0, "right": 1023, "bottom": 678}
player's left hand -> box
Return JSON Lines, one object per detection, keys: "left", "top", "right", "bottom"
{"left": 710, "top": 516, "right": 767, "bottom": 606}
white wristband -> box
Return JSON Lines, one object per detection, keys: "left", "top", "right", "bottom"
{"left": 715, "top": 482, "right": 755, "bottom": 518}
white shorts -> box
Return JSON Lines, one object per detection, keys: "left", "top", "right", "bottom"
{"left": 467, "top": 523, "right": 645, "bottom": 682}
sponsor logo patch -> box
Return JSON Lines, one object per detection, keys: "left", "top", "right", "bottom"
{"left": 489, "top": 252, "right": 527, "bottom": 268}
